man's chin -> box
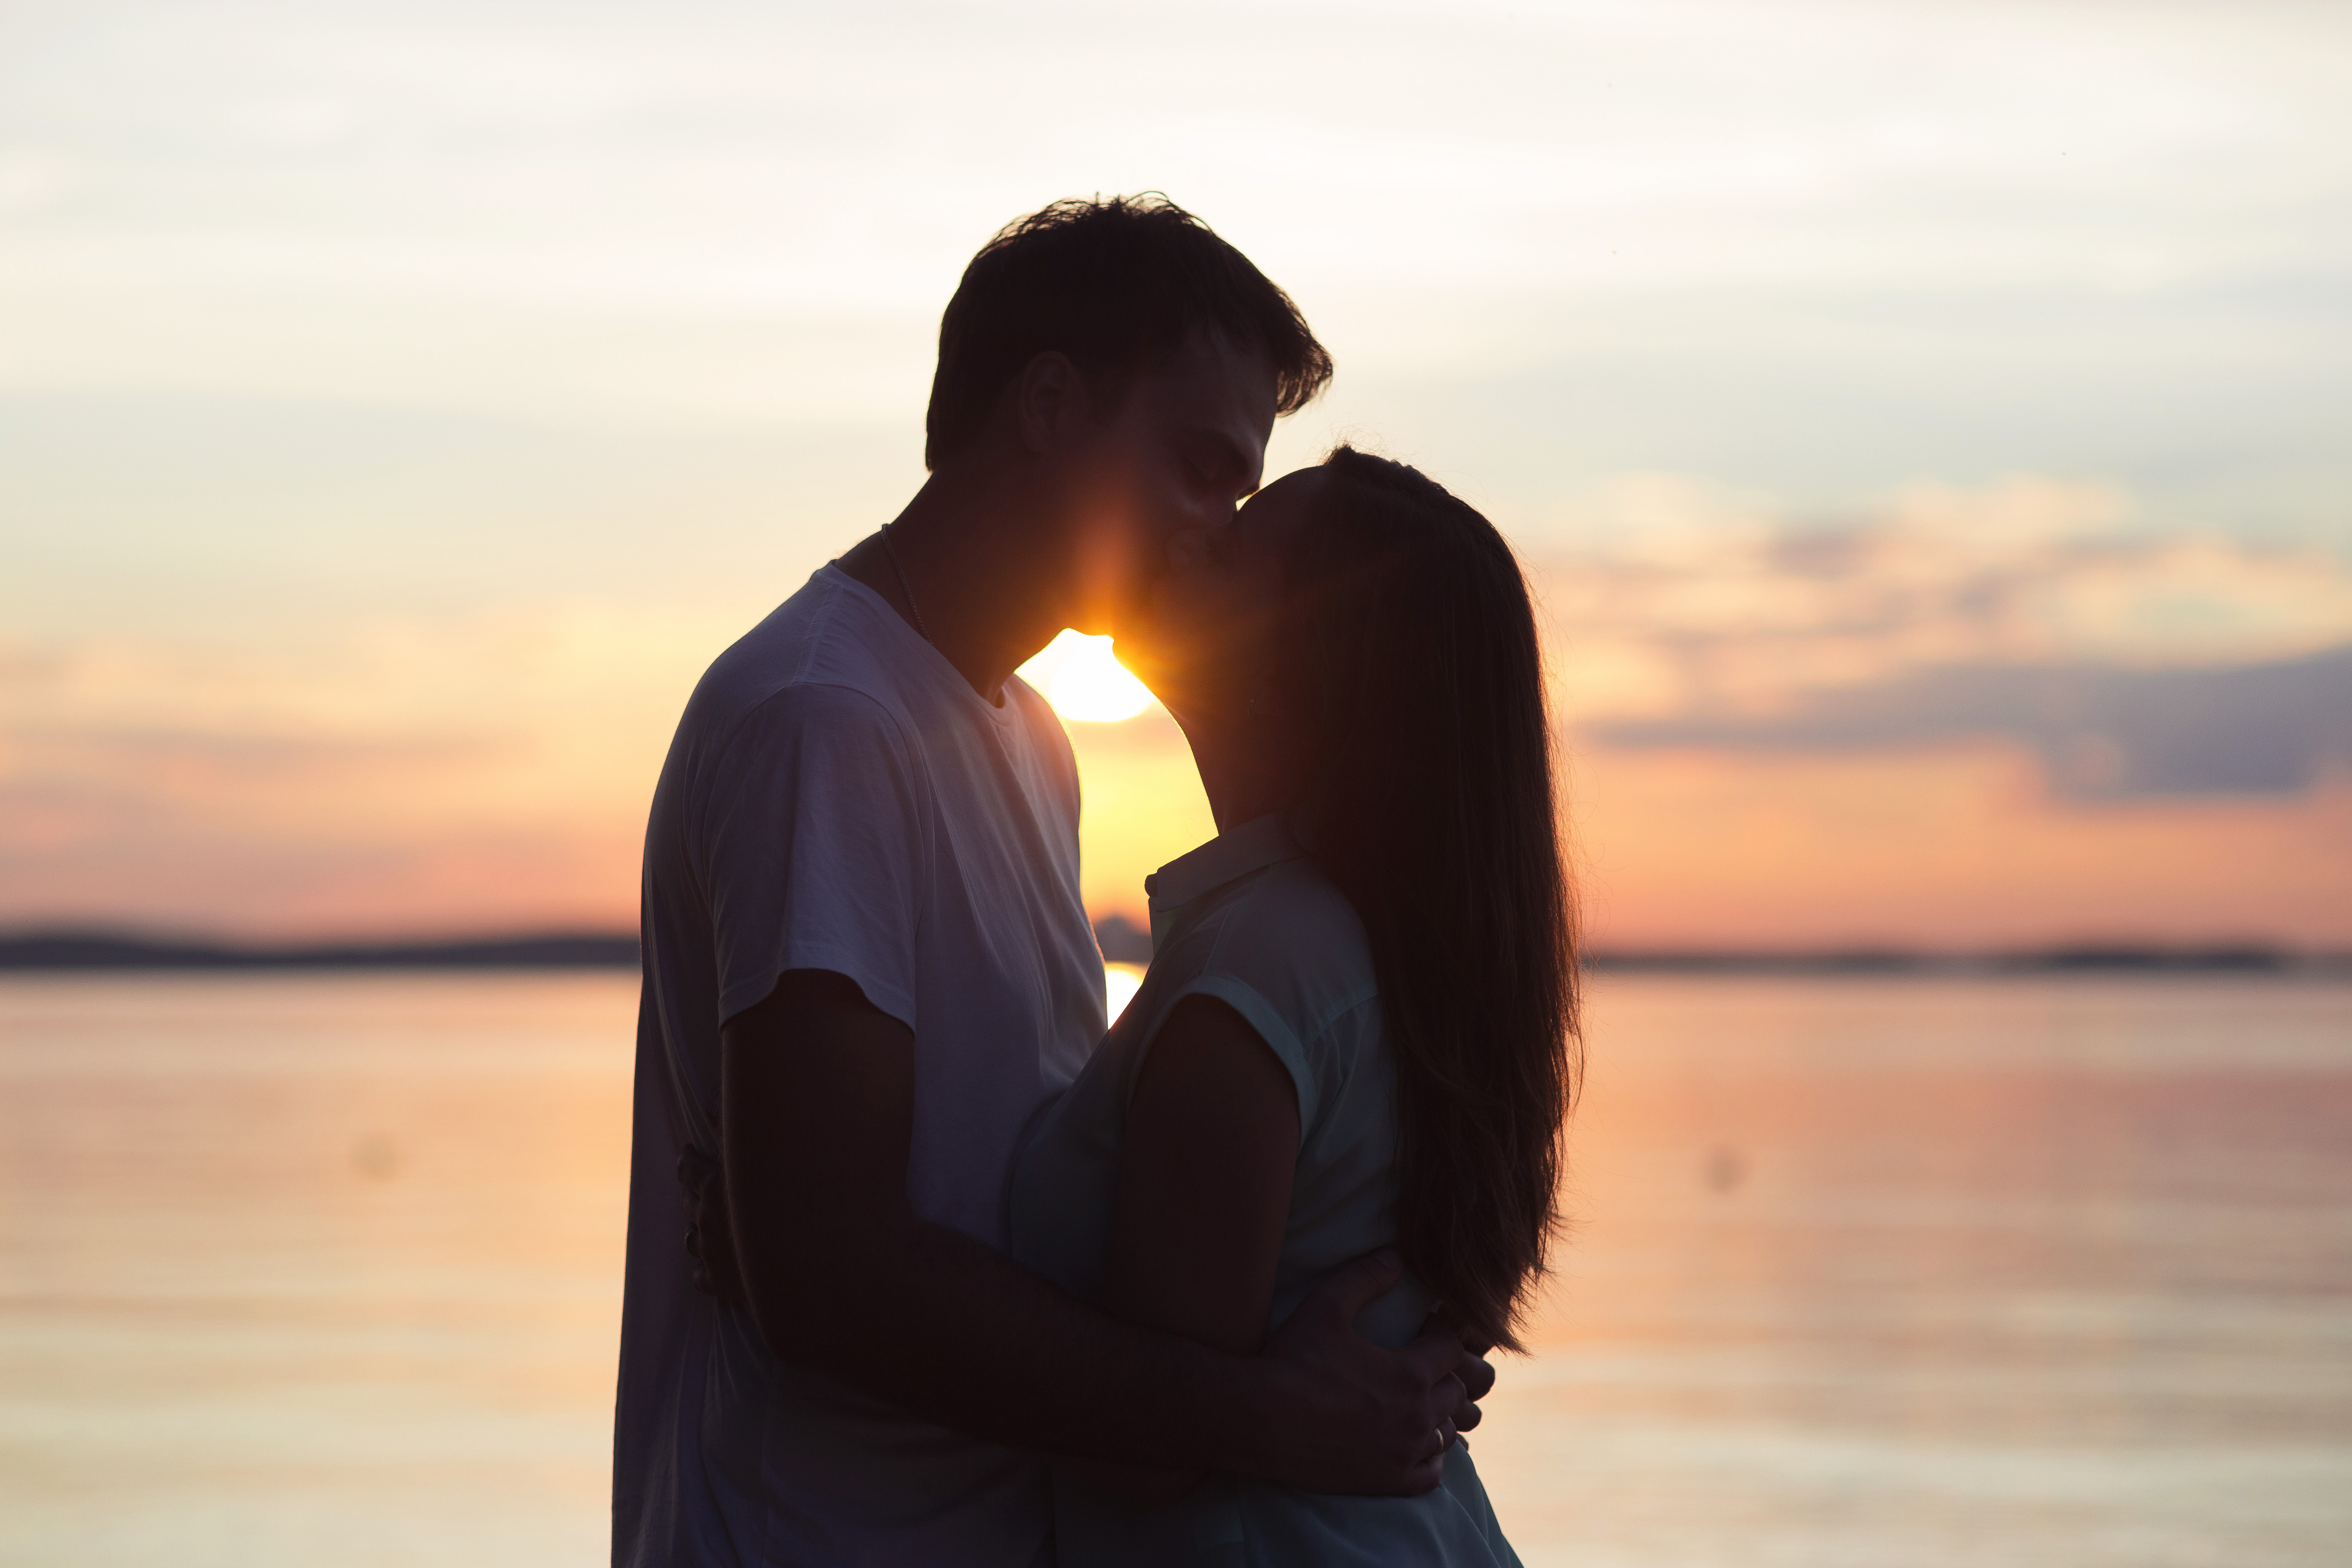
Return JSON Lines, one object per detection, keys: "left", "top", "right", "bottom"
{"left": 1108, "top": 631, "right": 1172, "bottom": 688}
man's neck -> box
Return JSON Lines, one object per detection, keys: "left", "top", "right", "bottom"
{"left": 837, "top": 468, "right": 1075, "bottom": 704}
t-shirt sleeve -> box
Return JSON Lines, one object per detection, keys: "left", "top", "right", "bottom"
{"left": 695, "top": 683, "right": 928, "bottom": 1031}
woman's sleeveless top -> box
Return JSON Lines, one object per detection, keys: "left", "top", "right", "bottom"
{"left": 1005, "top": 813, "right": 1522, "bottom": 1568}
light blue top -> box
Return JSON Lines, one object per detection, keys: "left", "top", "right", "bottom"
{"left": 1006, "top": 814, "right": 1522, "bottom": 1568}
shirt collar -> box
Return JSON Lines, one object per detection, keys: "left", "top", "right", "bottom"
{"left": 1145, "top": 812, "right": 1304, "bottom": 948}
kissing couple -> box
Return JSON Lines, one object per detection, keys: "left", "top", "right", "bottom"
{"left": 616, "top": 194, "right": 1577, "bottom": 1568}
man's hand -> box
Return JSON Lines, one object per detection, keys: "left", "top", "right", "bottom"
{"left": 1454, "top": 1343, "right": 1497, "bottom": 1432}
{"left": 1421, "top": 1304, "right": 1497, "bottom": 1433}
{"left": 676, "top": 1145, "right": 743, "bottom": 1304}
{"left": 1246, "top": 1251, "right": 1475, "bottom": 1495}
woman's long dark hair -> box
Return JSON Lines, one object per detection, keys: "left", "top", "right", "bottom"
{"left": 1280, "top": 446, "right": 1578, "bottom": 1353}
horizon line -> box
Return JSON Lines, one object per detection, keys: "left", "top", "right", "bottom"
{"left": 1, "top": 926, "right": 2346, "bottom": 977}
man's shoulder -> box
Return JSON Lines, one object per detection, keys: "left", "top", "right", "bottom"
{"left": 997, "top": 672, "right": 1079, "bottom": 777}
{"left": 686, "top": 569, "right": 915, "bottom": 742}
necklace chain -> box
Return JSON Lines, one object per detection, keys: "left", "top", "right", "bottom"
{"left": 878, "top": 523, "right": 932, "bottom": 644}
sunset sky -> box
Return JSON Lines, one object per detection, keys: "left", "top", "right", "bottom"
{"left": 4, "top": 0, "right": 2349, "bottom": 946}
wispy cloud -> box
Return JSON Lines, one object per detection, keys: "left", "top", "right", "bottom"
{"left": 1535, "top": 475, "right": 2352, "bottom": 798}
{"left": 1590, "top": 648, "right": 2352, "bottom": 799}
{"left": 0, "top": 606, "right": 728, "bottom": 934}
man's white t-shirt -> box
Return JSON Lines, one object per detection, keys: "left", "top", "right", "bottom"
{"left": 613, "top": 565, "right": 1105, "bottom": 1568}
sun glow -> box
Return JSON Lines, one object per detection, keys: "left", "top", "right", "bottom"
{"left": 1018, "top": 630, "right": 1157, "bottom": 723}
{"left": 1105, "top": 962, "right": 1147, "bottom": 1025}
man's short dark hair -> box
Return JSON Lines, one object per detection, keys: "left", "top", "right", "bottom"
{"left": 924, "top": 194, "right": 1333, "bottom": 469}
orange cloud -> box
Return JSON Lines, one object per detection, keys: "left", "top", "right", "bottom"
{"left": 0, "top": 606, "right": 722, "bottom": 937}
{"left": 1535, "top": 474, "right": 2352, "bottom": 725}
{"left": 6, "top": 477, "right": 2348, "bottom": 949}
{"left": 1571, "top": 744, "right": 2352, "bottom": 949}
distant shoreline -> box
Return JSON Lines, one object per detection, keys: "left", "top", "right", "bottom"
{"left": 2, "top": 929, "right": 2346, "bottom": 977}
{"left": 0, "top": 932, "right": 641, "bottom": 971}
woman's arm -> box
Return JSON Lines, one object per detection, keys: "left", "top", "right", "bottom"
{"left": 1069, "top": 992, "right": 1302, "bottom": 1501}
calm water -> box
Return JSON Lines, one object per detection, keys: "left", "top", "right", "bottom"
{"left": 3, "top": 974, "right": 2348, "bottom": 1567}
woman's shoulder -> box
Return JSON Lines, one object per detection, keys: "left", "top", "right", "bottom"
{"left": 1186, "top": 857, "right": 1378, "bottom": 1044}
{"left": 1218, "top": 854, "right": 1365, "bottom": 944}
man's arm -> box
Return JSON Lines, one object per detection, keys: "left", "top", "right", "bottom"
{"left": 720, "top": 968, "right": 1467, "bottom": 1493}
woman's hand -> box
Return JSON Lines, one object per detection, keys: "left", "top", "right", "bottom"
{"left": 1248, "top": 1251, "right": 1475, "bottom": 1494}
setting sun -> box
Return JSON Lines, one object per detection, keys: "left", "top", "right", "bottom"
{"left": 1018, "top": 631, "right": 1157, "bottom": 723}
{"left": 1105, "top": 962, "right": 1146, "bottom": 1024}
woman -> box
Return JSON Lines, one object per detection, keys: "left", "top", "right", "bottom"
{"left": 1006, "top": 445, "right": 1579, "bottom": 1565}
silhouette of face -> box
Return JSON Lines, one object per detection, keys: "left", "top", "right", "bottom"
{"left": 1124, "top": 466, "right": 1326, "bottom": 728}
{"left": 1059, "top": 331, "right": 1277, "bottom": 639}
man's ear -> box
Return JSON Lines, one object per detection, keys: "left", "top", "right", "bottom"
{"left": 1011, "top": 351, "right": 1094, "bottom": 455}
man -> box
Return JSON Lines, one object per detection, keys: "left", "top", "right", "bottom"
{"left": 614, "top": 196, "right": 1482, "bottom": 1567}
